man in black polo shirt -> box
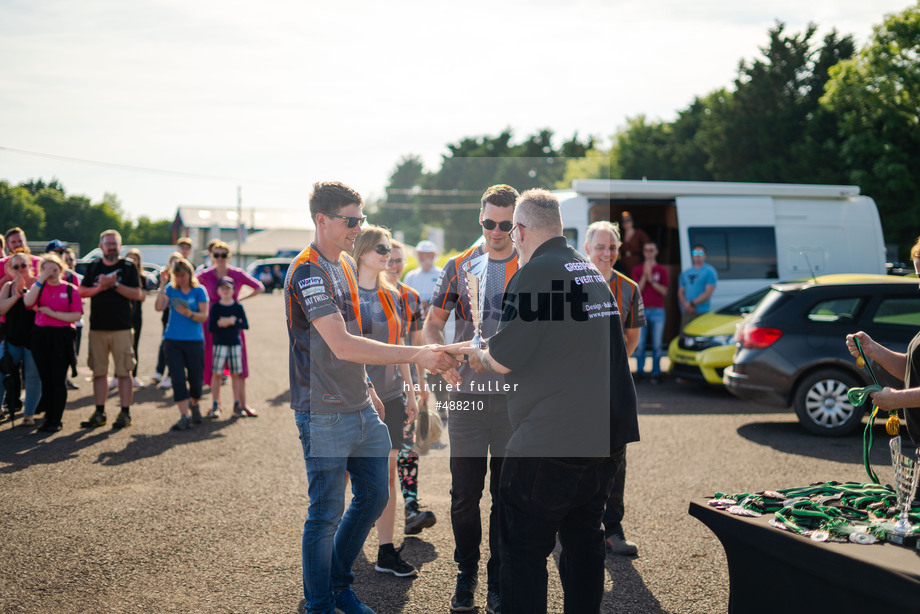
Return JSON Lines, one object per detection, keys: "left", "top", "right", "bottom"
{"left": 458, "top": 189, "right": 639, "bottom": 613}
{"left": 78, "top": 230, "right": 144, "bottom": 429}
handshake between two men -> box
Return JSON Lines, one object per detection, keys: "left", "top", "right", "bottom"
{"left": 410, "top": 342, "right": 506, "bottom": 389}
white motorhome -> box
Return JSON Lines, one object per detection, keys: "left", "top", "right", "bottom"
{"left": 557, "top": 179, "right": 886, "bottom": 338}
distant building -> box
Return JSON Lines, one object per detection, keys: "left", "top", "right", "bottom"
{"left": 172, "top": 206, "right": 315, "bottom": 267}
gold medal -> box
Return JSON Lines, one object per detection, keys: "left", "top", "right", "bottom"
{"left": 886, "top": 414, "right": 900, "bottom": 436}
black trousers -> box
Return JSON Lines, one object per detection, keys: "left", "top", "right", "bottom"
{"left": 448, "top": 393, "right": 512, "bottom": 590}
{"left": 32, "top": 326, "right": 75, "bottom": 426}
{"left": 164, "top": 339, "right": 204, "bottom": 403}
{"left": 601, "top": 445, "right": 629, "bottom": 536}
{"left": 499, "top": 452, "right": 622, "bottom": 614}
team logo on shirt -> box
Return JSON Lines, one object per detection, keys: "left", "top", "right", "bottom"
{"left": 301, "top": 286, "right": 325, "bottom": 298}
{"left": 299, "top": 277, "right": 323, "bottom": 289}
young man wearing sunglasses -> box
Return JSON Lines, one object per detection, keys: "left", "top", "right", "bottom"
{"left": 423, "top": 184, "right": 519, "bottom": 614}
{"left": 677, "top": 243, "right": 718, "bottom": 332}
{"left": 284, "top": 181, "right": 459, "bottom": 614}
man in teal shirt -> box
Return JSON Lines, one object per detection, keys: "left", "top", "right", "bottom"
{"left": 678, "top": 243, "right": 718, "bottom": 331}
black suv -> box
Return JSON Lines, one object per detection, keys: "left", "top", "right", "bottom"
{"left": 724, "top": 275, "right": 920, "bottom": 436}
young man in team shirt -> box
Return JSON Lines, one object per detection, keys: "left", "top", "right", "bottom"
{"left": 284, "top": 181, "right": 457, "bottom": 614}
{"left": 423, "top": 184, "right": 519, "bottom": 614}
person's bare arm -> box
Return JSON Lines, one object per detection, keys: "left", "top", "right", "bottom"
{"left": 422, "top": 305, "right": 450, "bottom": 345}
{"left": 456, "top": 346, "right": 511, "bottom": 375}
{"left": 625, "top": 328, "right": 640, "bottom": 356}
{"left": 312, "top": 311, "right": 458, "bottom": 373}
{"left": 694, "top": 284, "right": 715, "bottom": 308}
{"left": 846, "top": 331, "right": 908, "bottom": 379}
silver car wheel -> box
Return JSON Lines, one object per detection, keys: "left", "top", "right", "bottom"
{"left": 803, "top": 378, "right": 854, "bottom": 428}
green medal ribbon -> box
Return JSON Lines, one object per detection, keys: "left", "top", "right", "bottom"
{"left": 848, "top": 337, "right": 886, "bottom": 484}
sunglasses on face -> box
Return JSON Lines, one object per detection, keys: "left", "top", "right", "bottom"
{"left": 326, "top": 213, "right": 367, "bottom": 228}
{"left": 374, "top": 244, "right": 392, "bottom": 256}
{"left": 10, "top": 264, "right": 27, "bottom": 270}
{"left": 481, "top": 219, "right": 513, "bottom": 232}
{"left": 212, "top": 252, "right": 229, "bottom": 259}
{"left": 691, "top": 250, "right": 705, "bottom": 256}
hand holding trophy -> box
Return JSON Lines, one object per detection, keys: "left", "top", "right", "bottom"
{"left": 463, "top": 252, "right": 489, "bottom": 349}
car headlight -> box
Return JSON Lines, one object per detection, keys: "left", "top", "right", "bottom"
{"left": 680, "top": 334, "right": 735, "bottom": 350}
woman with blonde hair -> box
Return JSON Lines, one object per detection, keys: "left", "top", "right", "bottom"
{"left": 155, "top": 257, "right": 208, "bottom": 431}
{"left": 0, "top": 250, "right": 40, "bottom": 425}
{"left": 24, "top": 253, "right": 83, "bottom": 432}
{"left": 353, "top": 225, "right": 420, "bottom": 577}
{"left": 152, "top": 251, "right": 184, "bottom": 389}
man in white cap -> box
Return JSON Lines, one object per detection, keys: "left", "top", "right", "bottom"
{"left": 403, "top": 240, "right": 441, "bottom": 316}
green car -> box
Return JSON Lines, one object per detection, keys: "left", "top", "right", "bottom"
{"left": 668, "top": 287, "right": 771, "bottom": 384}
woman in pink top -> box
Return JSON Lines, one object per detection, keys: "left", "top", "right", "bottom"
{"left": 195, "top": 241, "right": 263, "bottom": 416}
{"left": 24, "top": 253, "right": 83, "bottom": 433}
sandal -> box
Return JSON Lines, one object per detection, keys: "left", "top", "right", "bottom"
{"left": 21, "top": 417, "right": 35, "bottom": 427}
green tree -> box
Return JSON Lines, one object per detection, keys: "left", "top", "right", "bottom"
{"left": 0, "top": 180, "right": 45, "bottom": 239}
{"left": 703, "top": 23, "right": 854, "bottom": 182}
{"left": 5, "top": 179, "right": 172, "bottom": 254}
{"left": 125, "top": 217, "right": 173, "bottom": 244}
{"left": 391, "top": 129, "right": 593, "bottom": 249}
{"left": 558, "top": 147, "right": 616, "bottom": 188}
{"left": 821, "top": 3, "right": 920, "bottom": 252}
{"left": 610, "top": 24, "right": 853, "bottom": 185}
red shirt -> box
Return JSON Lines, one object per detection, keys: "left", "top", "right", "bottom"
{"left": 631, "top": 263, "right": 668, "bottom": 309}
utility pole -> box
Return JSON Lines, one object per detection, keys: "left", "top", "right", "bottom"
{"left": 236, "top": 185, "right": 243, "bottom": 268}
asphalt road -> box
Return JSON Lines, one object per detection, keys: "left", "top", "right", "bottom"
{"left": 0, "top": 293, "right": 905, "bottom": 613}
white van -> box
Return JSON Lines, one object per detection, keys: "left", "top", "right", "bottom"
{"left": 559, "top": 179, "right": 886, "bottom": 304}
{"left": 557, "top": 179, "right": 887, "bottom": 340}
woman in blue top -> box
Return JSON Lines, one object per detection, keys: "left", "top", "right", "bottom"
{"left": 155, "top": 257, "right": 209, "bottom": 431}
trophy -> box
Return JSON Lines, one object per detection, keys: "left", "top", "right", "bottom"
{"left": 888, "top": 436, "right": 920, "bottom": 544}
{"left": 463, "top": 252, "right": 489, "bottom": 349}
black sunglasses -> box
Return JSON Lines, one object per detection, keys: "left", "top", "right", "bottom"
{"left": 10, "top": 264, "right": 27, "bottom": 270}
{"left": 481, "top": 219, "right": 513, "bottom": 232}
{"left": 374, "top": 244, "right": 392, "bottom": 256}
{"left": 326, "top": 213, "right": 367, "bottom": 228}
{"left": 212, "top": 252, "right": 229, "bottom": 259}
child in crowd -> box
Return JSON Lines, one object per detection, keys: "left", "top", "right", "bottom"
{"left": 208, "top": 276, "right": 249, "bottom": 419}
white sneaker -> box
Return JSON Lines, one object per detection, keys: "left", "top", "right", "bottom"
{"left": 158, "top": 376, "right": 172, "bottom": 389}
{"left": 151, "top": 372, "right": 163, "bottom": 383}
{"left": 133, "top": 377, "right": 144, "bottom": 388}
{"left": 108, "top": 377, "right": 118, "bottom": 390}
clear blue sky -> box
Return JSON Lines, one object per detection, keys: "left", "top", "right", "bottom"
{"left": 0, "top": 0, "right": 913, "bottom": 220}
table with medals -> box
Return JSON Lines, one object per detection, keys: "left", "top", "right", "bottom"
{"left": 689, "top": 497, "right": 920, "bottom": 613}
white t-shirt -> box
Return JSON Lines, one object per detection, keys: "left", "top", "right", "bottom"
{"left": 403, "top": 265, "right": 442, "bottom": 305}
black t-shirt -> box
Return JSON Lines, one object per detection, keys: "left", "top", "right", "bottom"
{"left": 80, "top": 258, "right": 141, "bottom": 331}
{"left": 489, "top": 236, "right": 640, "bottom": 458}
{"left": 4, "top": 288, "right": 35, "bottom": 347}
{"left": 903, "top": 331, "right": 920, "bottom": 445}
{"left": 209, "top": 301, "right": 248, "bottom": 346}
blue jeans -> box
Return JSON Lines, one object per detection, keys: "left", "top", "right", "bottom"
{"left": 635, "top": 307, "right": 665, "bottom": 376}
{"left": 2, "top": 341, "right": 41, "bottom": 416}
{"left": 295, "top": 407, "right": 390, "bottom": 614}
